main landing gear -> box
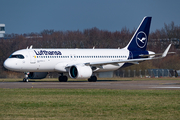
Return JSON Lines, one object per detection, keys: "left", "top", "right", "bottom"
{"left": 58, "top": 73, "right": 68, "bottom": 82}
{"left": 58, "top": 73, "right": 97, "bottom": 82}
{"left": 88, "top": 76, "right": 97, "bottom": 82}
{"left": 23, "top": 72, "right": 29, "bottom": 82}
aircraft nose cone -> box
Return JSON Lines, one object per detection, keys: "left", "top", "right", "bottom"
{"left": 3, "top": 59, "right": 14, "bottom": 70}
{"left": 3, "top": 59, "right": 10, "bottom": 69}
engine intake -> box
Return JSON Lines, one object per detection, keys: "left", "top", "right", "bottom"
{"left": 69, "top": 65, "right": 92, "bottom": 79}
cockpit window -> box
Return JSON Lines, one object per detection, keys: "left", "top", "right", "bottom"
{"left": 9, "top": 54, "right": 25, "bottom": 59}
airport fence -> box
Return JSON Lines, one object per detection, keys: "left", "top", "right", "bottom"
{"left": 47, "top": 69, "right": 179, "bottom": 79}
{"left": 114, "top": 69, "right": 178, "bottom": 78}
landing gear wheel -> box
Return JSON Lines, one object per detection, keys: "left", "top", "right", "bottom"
{"left": 58, "top": 76, "right": 62, "bottom": 82}
{"left": 23, "top": 78, "right": 26, "bottom": 82}
{"left": 59, "top": 76, "right": 68, "bottom": 82}
{"left": 23, "top": 78, "right": 28, "bottom": 82}
{"left": 88, "top": 76, "right": 97, "bottom": 82}
{"left": 23, "top": 72, "right": 29, "bottom": 82}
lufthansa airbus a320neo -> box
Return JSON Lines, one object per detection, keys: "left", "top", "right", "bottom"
{"left": 4, "top": 17, "right": 173, "bottom": 82}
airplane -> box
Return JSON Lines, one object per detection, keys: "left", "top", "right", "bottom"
{"left": 3, "top": 16, "right": 173, "bottom": 82}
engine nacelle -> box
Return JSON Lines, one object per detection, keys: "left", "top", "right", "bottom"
{"left": 28, "top": 72, "right": 48, "bottom": 79}
{"left": 69, "top": 65, "right": 92, "bottom": 79}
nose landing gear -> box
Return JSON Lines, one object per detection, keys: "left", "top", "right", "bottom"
{"left": 23, "top": 72, "right": 29, "bottom": 82}
{"left": 23, "top": 78, "right": 28, "bottom": 82}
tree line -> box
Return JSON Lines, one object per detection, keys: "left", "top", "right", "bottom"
{"left": 0, "top": 22, "right": 180, "bottom": 78}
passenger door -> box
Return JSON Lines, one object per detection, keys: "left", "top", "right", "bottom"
{"left": 29, "top": 52, "right": 36, "bottom": 64}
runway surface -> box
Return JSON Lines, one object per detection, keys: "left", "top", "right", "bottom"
{"left": 0, "top": 80, "right": 180, "bottom": 90}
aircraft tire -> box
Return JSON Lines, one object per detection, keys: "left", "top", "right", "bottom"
{"left": 63, "top": 76, "right": 68, "bottom": 82}
{"left": 23, "top": 78, "right": 26, "bottom": 82}
{"left": 88, "top": 76, "right": 97, "bottom": 82}
{"left": 23, "top": 78, "right": 28, "bottom": 82}
{"left": 58, "top": 76, "right": 62, "bottom": 82}
{"left": 59, "top": 76, "right": 68, "bottom": 82}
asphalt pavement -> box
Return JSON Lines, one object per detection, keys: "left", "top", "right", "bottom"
{"left": 0, "top": 80, "right": 180, "bottom": 90}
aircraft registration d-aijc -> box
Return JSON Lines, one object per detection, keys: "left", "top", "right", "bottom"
{"left": 4, "top": 16, "right": 174, "bottom": 82}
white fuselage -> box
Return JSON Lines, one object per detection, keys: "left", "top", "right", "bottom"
{"left": 4, "top": 48, "right": 129, "bottom": 73}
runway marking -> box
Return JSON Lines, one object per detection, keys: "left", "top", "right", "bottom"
{"left": 150, "top": 87, "right": 180, "bottom": 89}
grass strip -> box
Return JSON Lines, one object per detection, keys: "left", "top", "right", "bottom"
{"left": 0, "top": 89, "right": 180, "bottom": 119}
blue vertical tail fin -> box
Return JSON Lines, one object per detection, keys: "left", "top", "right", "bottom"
{"left": 125, "top": 16, "right": 152, "bottom": 51}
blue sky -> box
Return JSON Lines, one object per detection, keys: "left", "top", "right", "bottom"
{"left": 0, "top": 0, "right": 180, "bottom": 34}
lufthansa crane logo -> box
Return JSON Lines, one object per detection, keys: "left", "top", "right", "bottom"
{"left": 136, "top": 31, "right": 147, "bottom": 48}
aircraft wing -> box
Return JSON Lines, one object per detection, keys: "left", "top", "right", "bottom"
{"left": 139, "top": 52, "right": 175, "bottom": 57}
{"left": 87, "top": 44, "right": 172, "bottom": 66}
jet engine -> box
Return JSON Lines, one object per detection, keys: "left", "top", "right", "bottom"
{"left": 69, "top": 65, "right": 92, "bottom": 79}
{"left": 28, "top": 72, "right": 48, "bottom": 79}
